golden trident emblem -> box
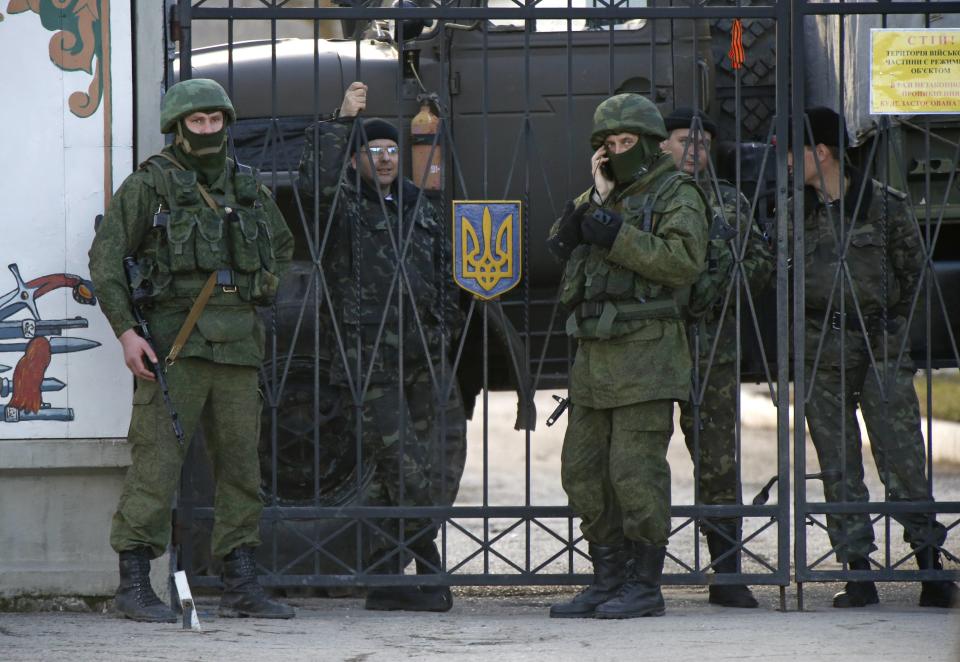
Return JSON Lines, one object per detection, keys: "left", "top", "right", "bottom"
{"left": 461, "top": 206, "right": 513, "bottom": 291}
{"left": 453, "top": 200, "right": 521, "bottom": 300}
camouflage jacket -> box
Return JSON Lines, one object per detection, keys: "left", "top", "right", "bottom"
{"left": 88, "top": 147, "right": 294, "bottom": 367}
{"left": 549, "top": 155, "right": 709, "bottom": 408}
{"left": 688, "top": 180, "right": 774, "bottom": 364}
{"left": 297, "top": 118, "right": 462, "bottom": 386}
{"left": 792, "top": 168, "right": 922, "bottom": 364}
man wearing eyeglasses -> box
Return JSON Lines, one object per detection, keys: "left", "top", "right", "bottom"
{"left": 297, "top": 82, "right": 465, "bottom": 612}
{"left": 661, "top": 108, "right": 773, "bottom": 608}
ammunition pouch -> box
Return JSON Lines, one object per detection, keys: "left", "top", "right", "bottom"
{"left": 138, "top": 154, "right": 279, "bottom": 305}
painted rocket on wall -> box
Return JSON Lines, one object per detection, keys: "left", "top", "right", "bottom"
{"left": 0, "top": 263, "right": 100, "bottom": 423}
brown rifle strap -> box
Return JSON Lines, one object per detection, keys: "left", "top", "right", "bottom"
{"left": 166, "top": 270, "right": 218, "bottom": 367}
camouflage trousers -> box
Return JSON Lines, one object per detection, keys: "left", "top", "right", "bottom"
{"left": 348, "top": 372, "right": 467, "bottom": 568}
{"left": 561, "top": 399, "right": 675, "bottom": 547}
{"left": 110, "top": 358, "right": 263, "bottom": 560}
{"left": 805, "top": 331, "right": 947, "bottom": 562}
{"left": 679, "top": 361, "right": 742, "bottom": 530}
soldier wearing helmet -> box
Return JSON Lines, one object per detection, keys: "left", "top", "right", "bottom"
{"left": 547, "top": 93, "right": 709, "bottom": 619}
{"left": 89, "top": 78, "right": 295, "bottom": 622}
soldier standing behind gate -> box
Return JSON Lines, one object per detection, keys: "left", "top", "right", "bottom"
{"left": 297, "top": 82, "right": 465, "bottom": 612}
{"left": 661, "top": 108, "right": 774, "bottom": 608}
{"left": 89, "top": 79, "right": 295, "bottom": 622}
{"left": 789, "top": 106, "right": 957, "bottom": 609}
{"left": 546, "top": 94, "right": 709, "bottom": 619}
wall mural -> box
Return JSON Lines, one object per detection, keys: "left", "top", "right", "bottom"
{"left": 5, "top": 0, "right": 113, "bottom": 210}
{"left": 5, "top": 0, "right": 106, "bottom": 117}
{"left": 0, "top": 264, "right": 100, "bottom": 423}
{"left": 0, "top": 0, "right": 128, "bottom": 437}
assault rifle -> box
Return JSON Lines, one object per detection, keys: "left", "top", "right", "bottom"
{"left": 123, "top": 257, "right": 185, "bottom": 447}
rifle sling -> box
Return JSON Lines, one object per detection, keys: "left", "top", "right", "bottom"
{"left": 166, "top": 270, "right": 218, "bottom": 366}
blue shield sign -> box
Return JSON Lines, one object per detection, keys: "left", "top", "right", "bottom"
{"left": 452, "top": 201, "right": 522, "bottom": 300}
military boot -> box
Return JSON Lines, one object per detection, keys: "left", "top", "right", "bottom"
{"left": 594, "top": 541, "right": 666, "bottom": 619}
{"left": 916, "top": 547, "right": 959, "bottom": 608}
{"left": 219, "top": 546, "right": 295, "bottom": 618}
{"left": 114, "top": 548, "right": 177, "bottom": 623}
{"left": 832, "top": 557, "right": 879, "bottom": 608}
{"left": 365, "top": 541, "right": 453, "bottom": 612}
{"left": 550, "top": 543, "right": 625, "bottom": 618}
{"left": 705, "top": 523, "right": 758, "bottom": 608}
{"left": 413, "top": 539, "right": 454, "bottom": 612}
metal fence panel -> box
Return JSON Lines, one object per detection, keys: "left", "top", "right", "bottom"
{"left": 169, "top": 0, "right": 960, "bottom": 607}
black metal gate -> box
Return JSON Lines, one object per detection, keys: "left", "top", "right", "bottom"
{"left": 165, "top": 0, "right": 959, "bottom": 608}
{"left": 788, "top": 1, "right": 960, "bottom": 609}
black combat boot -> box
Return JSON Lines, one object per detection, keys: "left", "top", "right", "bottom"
{"left": 414, "top": 539, "right": 454, "bottom": 612}
{"left": 114, "top": 547, "right": 177, "bottom": 623}
{"left": 594, "top": 541, "right": 666, "bottom": 619}
{"left": 550, "top": 543, "right": 625, "bottom": 618}
{"left": 219, "top": 546, "right": 295, "bottom": 618}
{"left": 705, "top": 523, "right": 758, "bottom": 608}
{"left": 365, "top": 541, "right": 453, "bottom": 612}
{"left": 832, "top": 557, "right": 879, "bottom": 608}
{"left": 915, "top": 546, "right": 959, "bottom": 608}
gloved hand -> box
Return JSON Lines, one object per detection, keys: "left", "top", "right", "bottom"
{"left": 547, "top": 201, "right": 590, "bottom": 259}
{"left": 581, "top": 207, "right": 623, "bottom": 249}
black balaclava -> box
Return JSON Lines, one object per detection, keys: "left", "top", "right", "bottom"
{"left": 172, "top": 117, "right": 228, "bottom": 186}
{"left": 607, "top": 134, "right": 663, "bottom": 184}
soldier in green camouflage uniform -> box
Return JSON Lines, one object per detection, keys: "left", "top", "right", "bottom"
{"left": 789, "top": 106, "right": 957, "bottom": 609}
{"left": 547, "top": 94, "right": 709, "bottom": 619}
{"left": 662, "top": 108, "right": 774, "bottom": 608}
{"left": 297, "top": 82, "right": 464, "bottom": 612}
{"left": 89, "top": 79, "right": 295, "bottom": 622}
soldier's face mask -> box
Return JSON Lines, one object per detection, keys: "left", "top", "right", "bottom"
{"left": 175, "top": 111, "right": 227, "bottom": 157}
{"left": 605, "top": 134, "right": 660, "bottom": 184}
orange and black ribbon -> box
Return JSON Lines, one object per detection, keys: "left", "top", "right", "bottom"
{"left": 728, "top": 18, "right": 745, "bottom": 70}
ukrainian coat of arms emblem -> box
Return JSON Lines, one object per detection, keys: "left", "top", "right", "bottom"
{"left": 452, "top": 201, "right": 522, "bottom": 300}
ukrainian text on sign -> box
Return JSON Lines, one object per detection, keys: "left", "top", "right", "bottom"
{"left": 871, "top": 28, "right": 960, "bottom": 114}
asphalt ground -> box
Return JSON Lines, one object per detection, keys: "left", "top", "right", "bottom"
{"left": 3, "top": 390, "right": 958, "bottom": 661}
{"left": 1, "top": 583, "right": 958, "bottom": 662}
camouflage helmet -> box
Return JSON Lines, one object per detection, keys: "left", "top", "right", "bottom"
{"left": 590, "top": 93, "right": 667, "bottom": 149}
{"left": 160, "top": 79, "right": 236, "bottom": 134}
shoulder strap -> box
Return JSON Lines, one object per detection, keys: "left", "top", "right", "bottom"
{"left": 152, "top": 151, "right": 222, "bottom": 214}
{"left": 642, "top": 171, "right": 688, "bottom": 232}
{"left": 139, "top": 158, "right": 174, "bottom": 214}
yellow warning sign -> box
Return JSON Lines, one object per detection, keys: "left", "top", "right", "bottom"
{"left": 871, "top": 29, "right": 960, "bottom": 114}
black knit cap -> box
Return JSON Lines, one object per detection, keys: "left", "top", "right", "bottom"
{"left": 663, "top": 107, "right": 718, "bottom": 139}
{"left": 791, "top": 106, "right": 850, "bottom": 149}
{"left": 353, "top": 118, "right": 399, "bottom": 153}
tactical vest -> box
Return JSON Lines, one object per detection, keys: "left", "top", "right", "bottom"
{"left": 134, "top": 152, "right": 279, "bottom": 308}
{"left": 559, "top": 168, "right": 703, "bottom": 338}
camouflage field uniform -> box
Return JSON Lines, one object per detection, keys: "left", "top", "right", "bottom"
{"left": 552, "top": 155, "right": 708, "bottom": 547}
{"left": 297, "top": 118, "right": 465, "bottom": 559}
{"left": 680, "top": 181, "right": 773, "bottom": 527}
{"left": 800, "top": 168, "right": 946, "bottom": 562}
{"left": 89, "top": 83, "right": 294, "bottom": 561}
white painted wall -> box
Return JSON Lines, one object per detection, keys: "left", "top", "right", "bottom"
{"left": 0, "top": 2, "right": 134, "bottom": 439}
